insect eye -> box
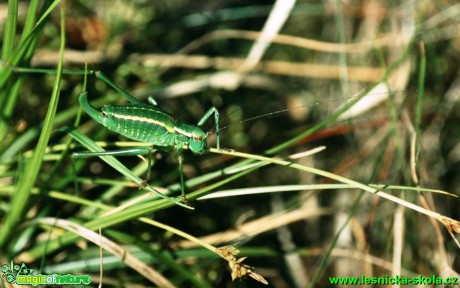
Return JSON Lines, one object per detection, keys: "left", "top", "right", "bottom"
{"left": 101, "top": 111, "right": 109, "bottom": 118}
{"left": 195, "top": 136, "right": 202, "bottom": 141}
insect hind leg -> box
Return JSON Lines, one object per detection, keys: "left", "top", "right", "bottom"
{"left": 72, "top": 146, "right": 156, "bottom": 188}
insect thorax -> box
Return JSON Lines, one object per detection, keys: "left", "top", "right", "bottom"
{"left": 174, "top": 123, "right": 207, "bottom": 154}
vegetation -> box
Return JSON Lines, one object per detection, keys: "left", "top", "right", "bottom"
{"left": 0, "top": 1, "right": 459, "bottom": 287}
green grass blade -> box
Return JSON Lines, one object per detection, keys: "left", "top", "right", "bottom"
{"left": 0, "top": 0, "right": 60, "bottom": 91}
{"left": 416, "top": 42, "right": 426, "bottom": 136}
{"left": 63, "top": 128, "right": 192, "bottom": 209}
{"left": 0, "top": 0, "right": 59, "bottom": 142}
{"left": 0, "top": 3, "right": 65, "bottom": 248}
{"left": 22, "top": 155, "right": 262, "bottom": 260}
{"left": 20, "top": 0, "right": 41, "bottom": 43}
{"left": 0, "top": 0, "right": 19, "bottom": 127}
{"left": 308, "top": 191, "right": 365, "bottom": 288}
{"left": 1, "top": 0, "right": 18, "bottom": 61}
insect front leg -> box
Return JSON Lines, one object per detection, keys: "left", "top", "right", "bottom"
{"left": 72, "top": 147, "right": 154, "bottom": 158}
{"left": 176, "top": 149, "right": 189, "bottom": 205}
{"left": 197, "top": 107, "right": 220, "bottom": 149}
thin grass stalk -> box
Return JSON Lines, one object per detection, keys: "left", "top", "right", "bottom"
{"left": 0, "top": 3, "right": 65, "bottom": 248}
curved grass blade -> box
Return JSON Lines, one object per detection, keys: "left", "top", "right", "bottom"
{"left": 35, "top": 217, "right": 175, "bottom": 287}
{"left": 63, "top": 127, "right": 192, "bottom": 210}
{"left": 199, "top": 184, "right": 455, "bottom": 200}
{"left": 209, "top": 148, "right": 446, "bottom": 221}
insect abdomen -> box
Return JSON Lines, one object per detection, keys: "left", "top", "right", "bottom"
{"left": 101, "top": 104, "right": 176, "bottom": 146}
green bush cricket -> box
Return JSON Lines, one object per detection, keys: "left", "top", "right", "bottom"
{"left": 7, "top": 64, "right": 403, "bottom": 210}
{"left": 9, "top": 65, "right": 220, "bottom": 209}
{"left": 76, "top": 72, "right": 220, "bottom": 207}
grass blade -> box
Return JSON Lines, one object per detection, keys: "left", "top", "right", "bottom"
{"left": 0, "top": 2, "right": 64, "bottom": 248}
{"left": 63, "top": 128, "right": 192, "bottom": 209}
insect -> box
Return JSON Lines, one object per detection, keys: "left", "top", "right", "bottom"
{"left": 7, "top": 64, "right": 400, "bottom": 208}
{"left": 72, "top": 70, "right": 221, "bottom": 205}
{"left": 17, "top": 64, "right": 381, "bottom": 211}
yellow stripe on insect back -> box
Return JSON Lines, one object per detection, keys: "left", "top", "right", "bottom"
{"left": 174, "top": 126, "right": 201, "bottom": 140}
{"left": 108, "top": 112, "right": 175, "bottom": 133}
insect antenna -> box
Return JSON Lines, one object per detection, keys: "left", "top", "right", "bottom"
{"left": 208, "top": 90, "right": 407, "bottom": 136}
{"left": 205, "top": 94, "right": 272, "bottom": 135}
